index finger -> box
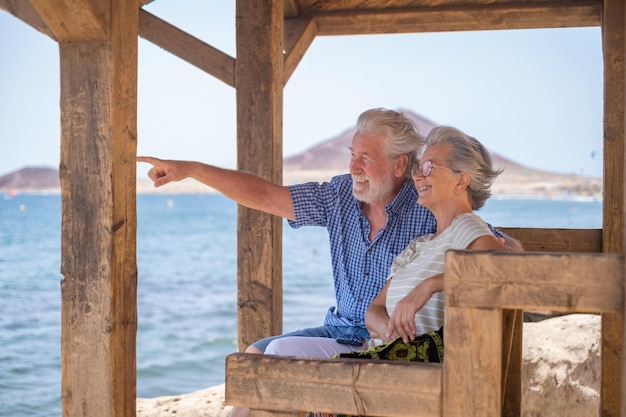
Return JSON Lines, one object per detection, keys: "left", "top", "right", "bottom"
{"left": 136, "top": 156, "right": 160, "bottom": 165}
{"left": 387, "top": 318, "right": 402, "bottom": 341}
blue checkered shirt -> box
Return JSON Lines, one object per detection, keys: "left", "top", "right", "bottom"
{"left": 288, "top": 174, "right": 438, "bottom": 332}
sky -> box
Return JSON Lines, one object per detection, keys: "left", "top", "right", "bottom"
{"left": 0, "top": 1, "right": 604, "bottom": 179}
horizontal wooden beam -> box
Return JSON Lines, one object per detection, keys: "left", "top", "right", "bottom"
{"left": 499, "top": 227, "right": 602, "bottom": 252}
{"left": 225, "top": 353, "right": 442, "bottom": 416}
{"left": 445, "top": 251, "right": 624, "bottom": 313}
{"left": 313, "top": 1, "right": 601, "bottom": 36}
{"left": 138, "top": 8, "right": 235, "bottom": 87}
{"left": 30, "top": 0, "right": 108, "bottom": 41}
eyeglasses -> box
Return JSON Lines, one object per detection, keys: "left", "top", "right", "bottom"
{"left": 411, "top": 160, "right": 455, "bottom": 178}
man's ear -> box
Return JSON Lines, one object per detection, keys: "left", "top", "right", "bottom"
{"left": 394, "top": 154, "right": 409, "bottom": 178}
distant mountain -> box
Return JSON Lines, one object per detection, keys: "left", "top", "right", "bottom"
{"left": 0, "top": 166, "right": 60, "bottom": 191}
{"left": 283, "top": 108, "right": 602, "bottom": 198}
{"left": 1, "top": 109, "right": 603, "bottom": 197}
{"left": 285, "top": 108, "right": 534, "bottom": 175}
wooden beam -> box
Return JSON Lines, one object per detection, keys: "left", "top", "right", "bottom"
{"left": 283, "top": 17, "right": 318, "bottom": 86}
{"left": 314, "top": 1, "right": 601, "bottom": 36}
{"left": 30, "top": 0, "right": 108, "bottom": 41}
{"left": 499, "top": 227, "right": 602, "bottom": 252}
{"left": 235, "top": 0, "right": 284, "bottom": 350}
{"left": 225, "top": 353, "right": 442, "bottom": 416}
{"left": 602, "top": 0, "right": 626, "bottom": 415}
{"left": 59, "top": 1, "right": 137, "bottom": 416}
{"left": 109, "top": 0, "right": 139, "bottom": 415}
{"left": 501, "top": 309, "right": 522, "bottom": 417}
{"left": 138, "top": 8, "right": 235, "bottom": 87}
{"left": 283, "top": 0, "right": 299, "bottom": 18}
{"left": 0, "top": 0, "right": 55, "bottom": 39}
{"left": 443, "top": 306, "right": 502, "bottom": 417}
{"left": 445, "top": 251, "right": 624, "bottom": 313}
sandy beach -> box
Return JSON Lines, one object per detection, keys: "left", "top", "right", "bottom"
{"left": 136, "top": 168, "right": 603, "bottom": 200}
{"left": 136, "top": 313, "right": 601, "bottom": 417}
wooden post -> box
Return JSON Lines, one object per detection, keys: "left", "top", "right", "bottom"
{"left": 56, "top": 0, "right": 138, "bottom": 416}
{"left": 443, "top": 305, "right": 503, "bottom": 417}
{"left": 501, "top": 309, "right": 522, "bottom": 417}
{"left": 235, "top": 0, "right": 284, "bottom": 350}
{"left": 602, "top": 0, "right": 626, "bottom": 416}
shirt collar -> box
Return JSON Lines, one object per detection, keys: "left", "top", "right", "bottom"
{"left": 386, "top": 180, "right": 417, "bottom": 216}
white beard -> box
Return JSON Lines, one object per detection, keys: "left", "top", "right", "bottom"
{"left": 351, "top": 173, "right": 397, "bottom": 205}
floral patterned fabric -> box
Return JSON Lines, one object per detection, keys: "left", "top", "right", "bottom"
{"left": 334, "top": 327, "right": 444, "bottom": 362}
{"left": 306, "top": 328, "right": 444, "bottom": 417}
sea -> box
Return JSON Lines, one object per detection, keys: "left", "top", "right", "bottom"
{"left": 0, "top": 192, "right": 603, "bottom": 417}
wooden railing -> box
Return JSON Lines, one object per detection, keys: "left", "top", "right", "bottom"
{"left": 225, "top": 228, "right": 620, "bottom": 416}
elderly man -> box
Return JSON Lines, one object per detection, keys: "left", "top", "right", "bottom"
{"left": 137, "top": 108, "right": 520, "bottom": 359}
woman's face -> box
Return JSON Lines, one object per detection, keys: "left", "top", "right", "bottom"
{"left": 413, "top": 144, "right": 460, "bottom": 210}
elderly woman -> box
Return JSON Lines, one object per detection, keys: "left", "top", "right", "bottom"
{"left": 338, "top": 125, "right": 507, "bottom": 362}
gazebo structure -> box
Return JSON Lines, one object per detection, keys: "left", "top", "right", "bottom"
{"left": 0, "top": 0, "right": 623, "bottom": 416}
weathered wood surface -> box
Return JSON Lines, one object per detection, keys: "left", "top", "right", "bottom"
{"left": 31, "top": 0, "right": 108, "bottom": 41}
{"left": 57, "top": 1, "right": 138, "bottom": 416}
{"left": 138, "top": 8, "right": 236, "bottom": 87}
{"left": 226, "top": 353, "right": 442, "bottom": 417}
{"left": 312, "top": 2, "right": 601, "bottom": 36}
{"left": 499, "top": 227, "right": 601, "bottom": 252}
{"left": 235, "top": 0, "right": 285, "bottom": 350}
{"left": 443, "top": 306, "right": 503, "bottom": 417}
{"left": 445, "top": 251, "right": 624, "bottom": 313}
{"left": 108, "top": 3, "right": 139, "bottom": 415}
{"left": 602, "top": 0, "right": 626, "bottom": 415}
{"left": 501, "top": 309, "right": 522, "bottom": 417}
{"left": 493, "top": 227, "right": 604, "bottom": 416}
{"left": 286, "top": 0, "right": 600, "bottom": 15}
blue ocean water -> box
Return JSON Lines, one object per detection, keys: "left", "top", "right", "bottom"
{"left": 0, "top": 192, "right": 602, "bottom": 416}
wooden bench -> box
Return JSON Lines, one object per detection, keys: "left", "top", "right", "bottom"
{"left": 226, "top": 229, "right": 620, "bottom": 416}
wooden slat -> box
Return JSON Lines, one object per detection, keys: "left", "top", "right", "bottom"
{"left": 59, "top": 1, "right": 137, "bottom": 416}
{"left": 314, "top": 1, "right": 600, "bottom": 36}
{"left": 501, "top": 309, "right": 522, "bottom": 417}
{"left": 138, "top": 9, "right": 235, "bottom": 87}
{"left": 443, "top": 306, "right": 502, "bottom": 417}
{"left": 226, "top": 353, "right": 442, "bottom": 417}
{"left": 60, "top": 41, "right": 114, "bottom": 416}
{"left": 30, "top": 0, "right": 108, "bottom": 41}
{"left": 498, "top": 227, "right": 602, "bottom": 252}
{"left": 283, "top": 17, "right": 318, "bottom": 85}
{"left": 0, "top": 0, "right": 55, "bottom": 39}
{"left": 291, "top": 0, "right": 599, "bottom": 13}
{"left": 235, "top": 0, "right": 284, "bottom": 350}
{"left": 602, "top": 1, "right": 626, "bottom": 416}
{"left": 445, "top": 251, "right": 624, "bottom": 313}
{"left": 604, "top": 0, "right": 626, "bottom": 415}
{"left": 109, "top": 1, "right": 139, "bottom": 415}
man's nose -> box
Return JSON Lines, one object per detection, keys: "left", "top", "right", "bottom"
{"left": 349, "top": 158, "right": 362, "bottom": 173}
